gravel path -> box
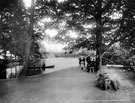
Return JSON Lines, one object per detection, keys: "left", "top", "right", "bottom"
{"left": 0, "top": 58, "right": 135, "bottom": 103}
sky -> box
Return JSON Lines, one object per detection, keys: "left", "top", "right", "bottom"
{"left": 23, "top": 0, "right": 32, "bottom": 8}
{"left": 40, "top": 41, "right": 67, "bottom": 53}
{"left": 42, "top": 29, "right": 69, "bottom": 53}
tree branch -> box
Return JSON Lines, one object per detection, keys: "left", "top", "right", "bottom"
{"left": 102, "top": 0, "right": 114, "bottom": 13}
{"left": 103, "top": 10, "right": 126, "bottom": 51}
{"left": 104, "top": 33, "right": 130, "bottom": 53}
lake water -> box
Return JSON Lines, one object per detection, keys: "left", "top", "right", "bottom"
{"left": 6, "top": 66, "right": 23, "bottom": 79}
{"left": 43, "top": 57, "right": 78, "bottom": 74}
{"left": 6, "top": 57, "right": 79, "bottom": 79}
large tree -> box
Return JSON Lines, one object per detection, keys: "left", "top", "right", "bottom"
{"left": 35, "top": 0, "right": 135, "bottom": 72}
{"left": 0, "top": 0, "right": 44, "bottom": 77}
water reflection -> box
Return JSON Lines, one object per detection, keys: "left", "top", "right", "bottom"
{"left": 6, "top": 66, "right": 23, "bottom": 79}
{"left": 5, "top": 58, "right": 78, "bottom": 79}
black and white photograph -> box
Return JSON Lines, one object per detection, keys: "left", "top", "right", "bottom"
{"left": 0, "top": 0, "right": 135, "bottom": 103}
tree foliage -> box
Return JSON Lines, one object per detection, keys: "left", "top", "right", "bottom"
{"left": 0, "top": 0, "right": 43, "bottom": 61}
{"left": 1, "top": 0, "right": 135, "bottom": 76}
{"left": 35, "top": 0, "right": 135, "bottom": 71}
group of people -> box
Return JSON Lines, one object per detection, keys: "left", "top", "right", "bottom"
{"left": 79, "top": 55, "right": 96, "bottom": 73}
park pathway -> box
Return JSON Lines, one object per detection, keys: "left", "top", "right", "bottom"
{"left": 0, "top": 58, "right": 135, "bottom": 103}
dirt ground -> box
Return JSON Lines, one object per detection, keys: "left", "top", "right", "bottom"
{"left": 0, "top": 58, "right": 135, "bottom": 103}
{"left": 99, "top": 66, "right": 135, "bottom": 103}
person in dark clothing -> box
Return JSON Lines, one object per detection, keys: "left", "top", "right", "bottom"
{"left": 82, "top": 56, "right": 85, "bottom": 67}
{"left": 91, "top": 58, "right": 96, "bottom": 67}
{"left": 89, "top": 58, "right": 96, "bottom": 73}
{"left": 42, "top": 62, "right": 46, "bottom": 67}
{"left": 86, "top": 55, "right": 91, "bottom": 72}
{"left": 42, "top": 62, "right": 46, "bottom": 71}
{"left": 78, "top": 57, "right": 81, "bottom": 66}
{"left": 86, "top": 56, "right": 91, "bottom": 64}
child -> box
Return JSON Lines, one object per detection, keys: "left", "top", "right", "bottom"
{"left": 80, "top": 56, "right": 85, "bottom": 70}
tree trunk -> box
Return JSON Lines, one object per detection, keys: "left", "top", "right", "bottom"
{"left": 20, "top": 40, "right": 31, "bottom": 77}
{"left": 19, "top": 0, "right": 35, "bottom": 77}
{"left": 0, "top": 50, "right": 8, "bottom": 79}
{"left": 95, "top": 18, "right": 103, "bottom": 72}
